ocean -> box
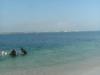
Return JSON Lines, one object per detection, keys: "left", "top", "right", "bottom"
{"left": 0, "top": 31, "right": 100, "bottom": 75}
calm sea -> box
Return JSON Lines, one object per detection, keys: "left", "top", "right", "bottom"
{"left": 0, "top": 31, "right": 100, "bottom": 75}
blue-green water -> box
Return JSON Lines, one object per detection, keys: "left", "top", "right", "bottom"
{"left": 0, "top": 31, "right": 100, "bottom": 75}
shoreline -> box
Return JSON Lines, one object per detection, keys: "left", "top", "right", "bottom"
{"left": 0, "top": 31, "right": 100, "bottom": 35}
{"left": 1, "top": 58, "right": 100, "bottom": 75}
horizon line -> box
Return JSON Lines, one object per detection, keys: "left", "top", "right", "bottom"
{"left": 0, "top": 30, "right": 100, "bottom": 35}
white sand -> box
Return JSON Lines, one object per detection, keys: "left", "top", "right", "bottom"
{"left": 1, "top": 57, "right": 100, "bottom": 75}
{"left": 1, "top": 63, "right": 100, "bottom": 75}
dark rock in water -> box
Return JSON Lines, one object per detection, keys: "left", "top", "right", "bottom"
{"left": 9, "top": 49, "right": 17, "bottom": 57}
{"left": 20, "top": 48, "right": 27, "bottom": 55}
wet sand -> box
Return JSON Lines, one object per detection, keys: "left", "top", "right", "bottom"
{"left": 1, "top": 61, "right": 100, "bottom": 75}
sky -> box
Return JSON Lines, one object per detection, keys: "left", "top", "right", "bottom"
{"left": 0, "top": 0, "right": 100, "bottom": 33}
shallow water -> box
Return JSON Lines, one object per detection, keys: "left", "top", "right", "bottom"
{"left": 0, "top": 31, "right": 100, "bottom": 75}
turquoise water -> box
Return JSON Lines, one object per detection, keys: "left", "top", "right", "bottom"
{"left": 0, "top": 31, "right": 100, "bottom": 75}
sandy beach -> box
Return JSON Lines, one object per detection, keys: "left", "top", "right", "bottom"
{"left": 1, "top": 58, "right": 100, "bottom": 75}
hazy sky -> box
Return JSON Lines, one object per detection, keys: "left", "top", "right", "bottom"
{"left": 0, "top": 0, "right": 100, "bottom": 33}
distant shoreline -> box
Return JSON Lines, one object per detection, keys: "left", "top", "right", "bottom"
{"left": 0, "top": 31, "right": 100, "bottom": 35}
